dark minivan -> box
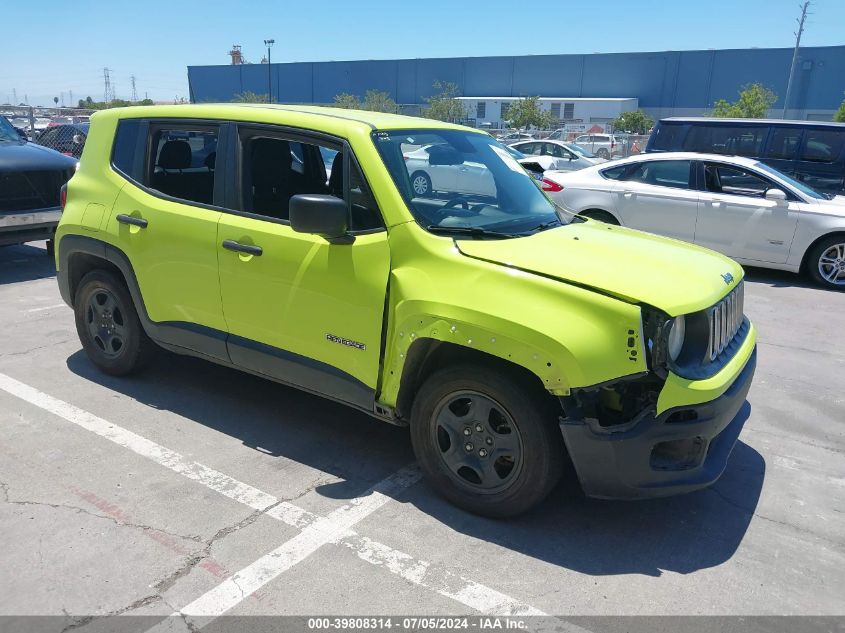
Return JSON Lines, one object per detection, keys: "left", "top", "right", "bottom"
{"left": 646, "top": 118, "right": 845, "bottom": 196}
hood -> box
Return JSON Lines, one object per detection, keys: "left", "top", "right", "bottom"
{"left": 815, "top": 195, "right": 845, "bottom": 216}
{"left": 0, "top": 140, "right": 78, "bottom": 173}
{"left": 455, "top": 221, "right": 743, "bottom": 316}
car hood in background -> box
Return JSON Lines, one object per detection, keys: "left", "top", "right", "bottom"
{"left": 455, "top": 221, "right": 743, "bottom": 316}
{"left": 815, "top": 195, "right": 845, "bottom": 216}
{"left": 0, "top": 140, "right": 78, "bottom": 172}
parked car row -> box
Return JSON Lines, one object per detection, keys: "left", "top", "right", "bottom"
{"left": 545, "top": 152, "right": 845, "bottom": 289}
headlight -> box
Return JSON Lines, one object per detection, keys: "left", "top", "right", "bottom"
{"left": 666, "top": 316, "right": 686, "bottom": 362}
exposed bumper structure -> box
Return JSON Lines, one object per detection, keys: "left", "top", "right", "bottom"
{"left": 559, "top": 347, "right": 756, "bottom": 500}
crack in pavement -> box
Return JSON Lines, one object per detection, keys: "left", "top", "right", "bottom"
{"left": 0, "top": 481, "right": 204, "bottom": 544}
{"left": 0, "top": 338, "right": 72, "bottom": 360}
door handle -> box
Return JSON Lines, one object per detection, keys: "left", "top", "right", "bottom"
{"left": 222, "top": 239, "right": 263, "bottom": 256}
{"left": 622, "top": 191, "right": 634, "bottom": 198}
{"left": 116, "top": 214, "right": 148, "bottom": 228}
{"left": 710, "top": 200, "right": 723, "bottom": 207}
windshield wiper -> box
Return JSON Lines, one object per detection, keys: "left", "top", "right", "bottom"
{"left": 522, "top": 219, "right": 562, "bottom": 234}
{"left": 425, "top": 225, "right": 520, "bottom": 239}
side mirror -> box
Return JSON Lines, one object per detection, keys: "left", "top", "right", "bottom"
{"left": 15, "top": 127, "right": 27, "bottom": 141}
{"left": 289, "top": 194, "right": 352, "bottom": 244}
{"left": 72, "top": 134, "right": 84, "bottom": 145}
{"left": 765, "top": 188, "right": 788, "bottom": 201}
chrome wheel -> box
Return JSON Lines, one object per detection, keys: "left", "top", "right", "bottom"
{"left": 431, "top": 390, "right": 523, "bottom": 494}
{"left": 818, "top": 242, "right": 845, "bottom": 286}
{"left": 85, "top": 288, "right": 128, "bottom": 358}
{"left": 412, "top": 173, "right": 430, "bottom": 196}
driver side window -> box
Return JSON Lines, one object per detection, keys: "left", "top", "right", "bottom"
{"left": 704, "top": 164, "right": 770, "bottom": 198}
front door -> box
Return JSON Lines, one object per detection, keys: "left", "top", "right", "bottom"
{"left": 695, "top": 161, "right": 800, "bottom": 264}
{"left": 107, "top": 121, "right": 227, "bottom": 357}
{"left": 613, "top": 159, "right": 699, "bottom": 242}
{"left": 217, "top": 128, "right": 390, "bottom": 409}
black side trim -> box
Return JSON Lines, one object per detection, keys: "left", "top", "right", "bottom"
{"left": 57, "top": 234, "right": 375, "bottom": 411}
{"left": 227, "top": 334, "right": 374, "bottom": 411}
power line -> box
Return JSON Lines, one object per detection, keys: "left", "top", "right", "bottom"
{"left": 782, "top": 1, "right": 811, "bottom": 119}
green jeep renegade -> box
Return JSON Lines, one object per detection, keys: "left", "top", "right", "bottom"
{"left": 55, "top": 104, "right": 757, "bottom": 517}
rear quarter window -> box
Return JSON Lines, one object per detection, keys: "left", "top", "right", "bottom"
{"left": 600, "top": 165, "right": 629, "bottom": 180}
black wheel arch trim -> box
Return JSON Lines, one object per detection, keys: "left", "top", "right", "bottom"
{"left": 57, "top": 234, "right": 376, "bottom": 413}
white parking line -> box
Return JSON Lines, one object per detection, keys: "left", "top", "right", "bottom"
{"left": 25, "top": 303, "right": 67, "bottom": 313}
{"left": 0, "top": 372, "right": 547, "bottom": 620}
{"left": 0, "top": 372, "right": 277, "bottom": 511}
{"left": 179, "top": 466, "right": 421, "bottom": 619}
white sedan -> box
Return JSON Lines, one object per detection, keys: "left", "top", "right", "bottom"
{"left": 509, "top": 139, "right": 606, "bottom": 171}
{"left": 545, "top": 152, "right": 845, "bottom": 289}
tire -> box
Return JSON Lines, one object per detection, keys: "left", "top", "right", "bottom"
{"left": 410, "top": 364, "right": 564, "bottom": 517}
{"left": 73, "top": 270, "right": 155, "bottom": 375}
{"left": 596, "top": 148, "right": 610, "bottom": 159}
{"left": 578, "top": 209, "right": 619, "bottom": 225}
{"left": 410, "top": 171, "right": 433, "bottom": 197}
{"left": 806, "top": 235, "right": 845, "bottom": 290}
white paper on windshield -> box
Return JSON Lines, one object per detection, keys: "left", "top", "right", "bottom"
{"left": 491, "top": 145, "right": 524, "bottom": 174}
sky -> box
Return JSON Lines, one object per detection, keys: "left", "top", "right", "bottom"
{"left": 1, "top": 0, "right": 843, "bottom": 107}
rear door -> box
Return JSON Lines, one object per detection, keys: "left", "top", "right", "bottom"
{"left": 216, "top": 126, "right": 390, "bottom": 408}
{"left": 695, "top": 161, "right": 800, "bottom": 263}
{"left": 613, "top": 159, "right": 699, "bottom": 242}
{"left": 106, "top": 119, "right": 228, "bottom": 357}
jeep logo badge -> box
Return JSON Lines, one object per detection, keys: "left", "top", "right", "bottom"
{"left": 721, "top": 273, "right": 734, "bottom": 285}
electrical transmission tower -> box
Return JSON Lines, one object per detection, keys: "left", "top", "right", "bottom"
{"left": 130, "top": 75, "right": 137, "bottom": 102}
{"left": 783, "top": 1, "right": 811, "bottom": 119}
{"left": 103, "top": 67, "right": 114, "bottom": 102}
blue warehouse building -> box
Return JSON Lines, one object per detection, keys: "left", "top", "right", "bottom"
{"left": 188, "top": 45, "right": 845, "bottom": 121}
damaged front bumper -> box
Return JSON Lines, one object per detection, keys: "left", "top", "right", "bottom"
{"left": 559, "top": 344, "right": 757, "bottom": 501}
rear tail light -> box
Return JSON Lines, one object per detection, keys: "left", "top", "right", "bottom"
{"left": 541, "top": 178, "right": 563, "bottom": 192}
{"left": 60, "top": 184, "right": 67, "bottom": 210}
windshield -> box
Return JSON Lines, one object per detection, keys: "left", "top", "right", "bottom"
{"left": 754, "top": 161, "right": 828, "bottom": 200}
{"left": 0, "top": 116, "right": 20, "bottom": 142}
{"left": 373, "top": 129, "right": 574, "bottom": 237}
{"left": 567, "top": 143, "right": 596, "bottom": 158}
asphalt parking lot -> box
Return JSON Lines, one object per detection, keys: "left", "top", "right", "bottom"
{"left": 0, "top": 240, "right": 843, "bottom": 631}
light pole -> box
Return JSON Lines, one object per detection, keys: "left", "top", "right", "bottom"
{"left": 264, "top": 39, "right": 275, "bottom": 103}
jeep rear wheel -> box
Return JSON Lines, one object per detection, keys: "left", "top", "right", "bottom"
{"left": 74, "top": 270, "right": 155, "bottom": 375}
{"left": 410, "top": 364, "right": 564, "bottom": 517}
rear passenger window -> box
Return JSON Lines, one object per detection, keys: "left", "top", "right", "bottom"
{"left": 148, "top": 128, "right": 218, "bottom": 206}
{"left": 600, "top": 165, "right": 628, "bottom": 180}
{"left": 649, "top": 123, "right": 685, "bottom": 151}
{"left": 112, "top": 119, "right": 143, "bottom": 181}
{"left": 765, "top": 127, "right": 803, "bottom": 160}
{"left": 801, "top": 130, "right": 845, "bottom": 163}
{"left": 623, "top": 160, "right": 692, "bottom": 189}
{"left": 684, "top": 126, "right": 767, "bottom": 156}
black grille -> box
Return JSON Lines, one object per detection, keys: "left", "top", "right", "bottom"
{"left": 0, "top": 170, "right": 70, "bottom": 212}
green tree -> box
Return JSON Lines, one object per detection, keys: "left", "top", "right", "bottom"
{"left": 611, "top": 109, "right": 655, "bottom": 134}
{"left": 138, "top": 98, "right": 155, "bottom": 106}
{"left": 363, "top": 90, "right": 399, "bottom": 113}
{"left": 233, "top": 91, "right": 269, "bottom": 103}
{"left": 833, "top": 94, "right": 845, "bottom": 123}
{"left": 422, "top": 81, "right": 466, "bottom": 123}
{"left": 333, "top": 93, "right": 362, "bottom": 109}
{"left": 709, "top": 83, "right": 777, "bottom": 118}
{"left": 503, "top": 96, "right": 555, "bottom": 130}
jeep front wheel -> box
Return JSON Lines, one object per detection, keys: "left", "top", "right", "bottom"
{"left": 410, "top": 365, "right": 564, "bottom": 517}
